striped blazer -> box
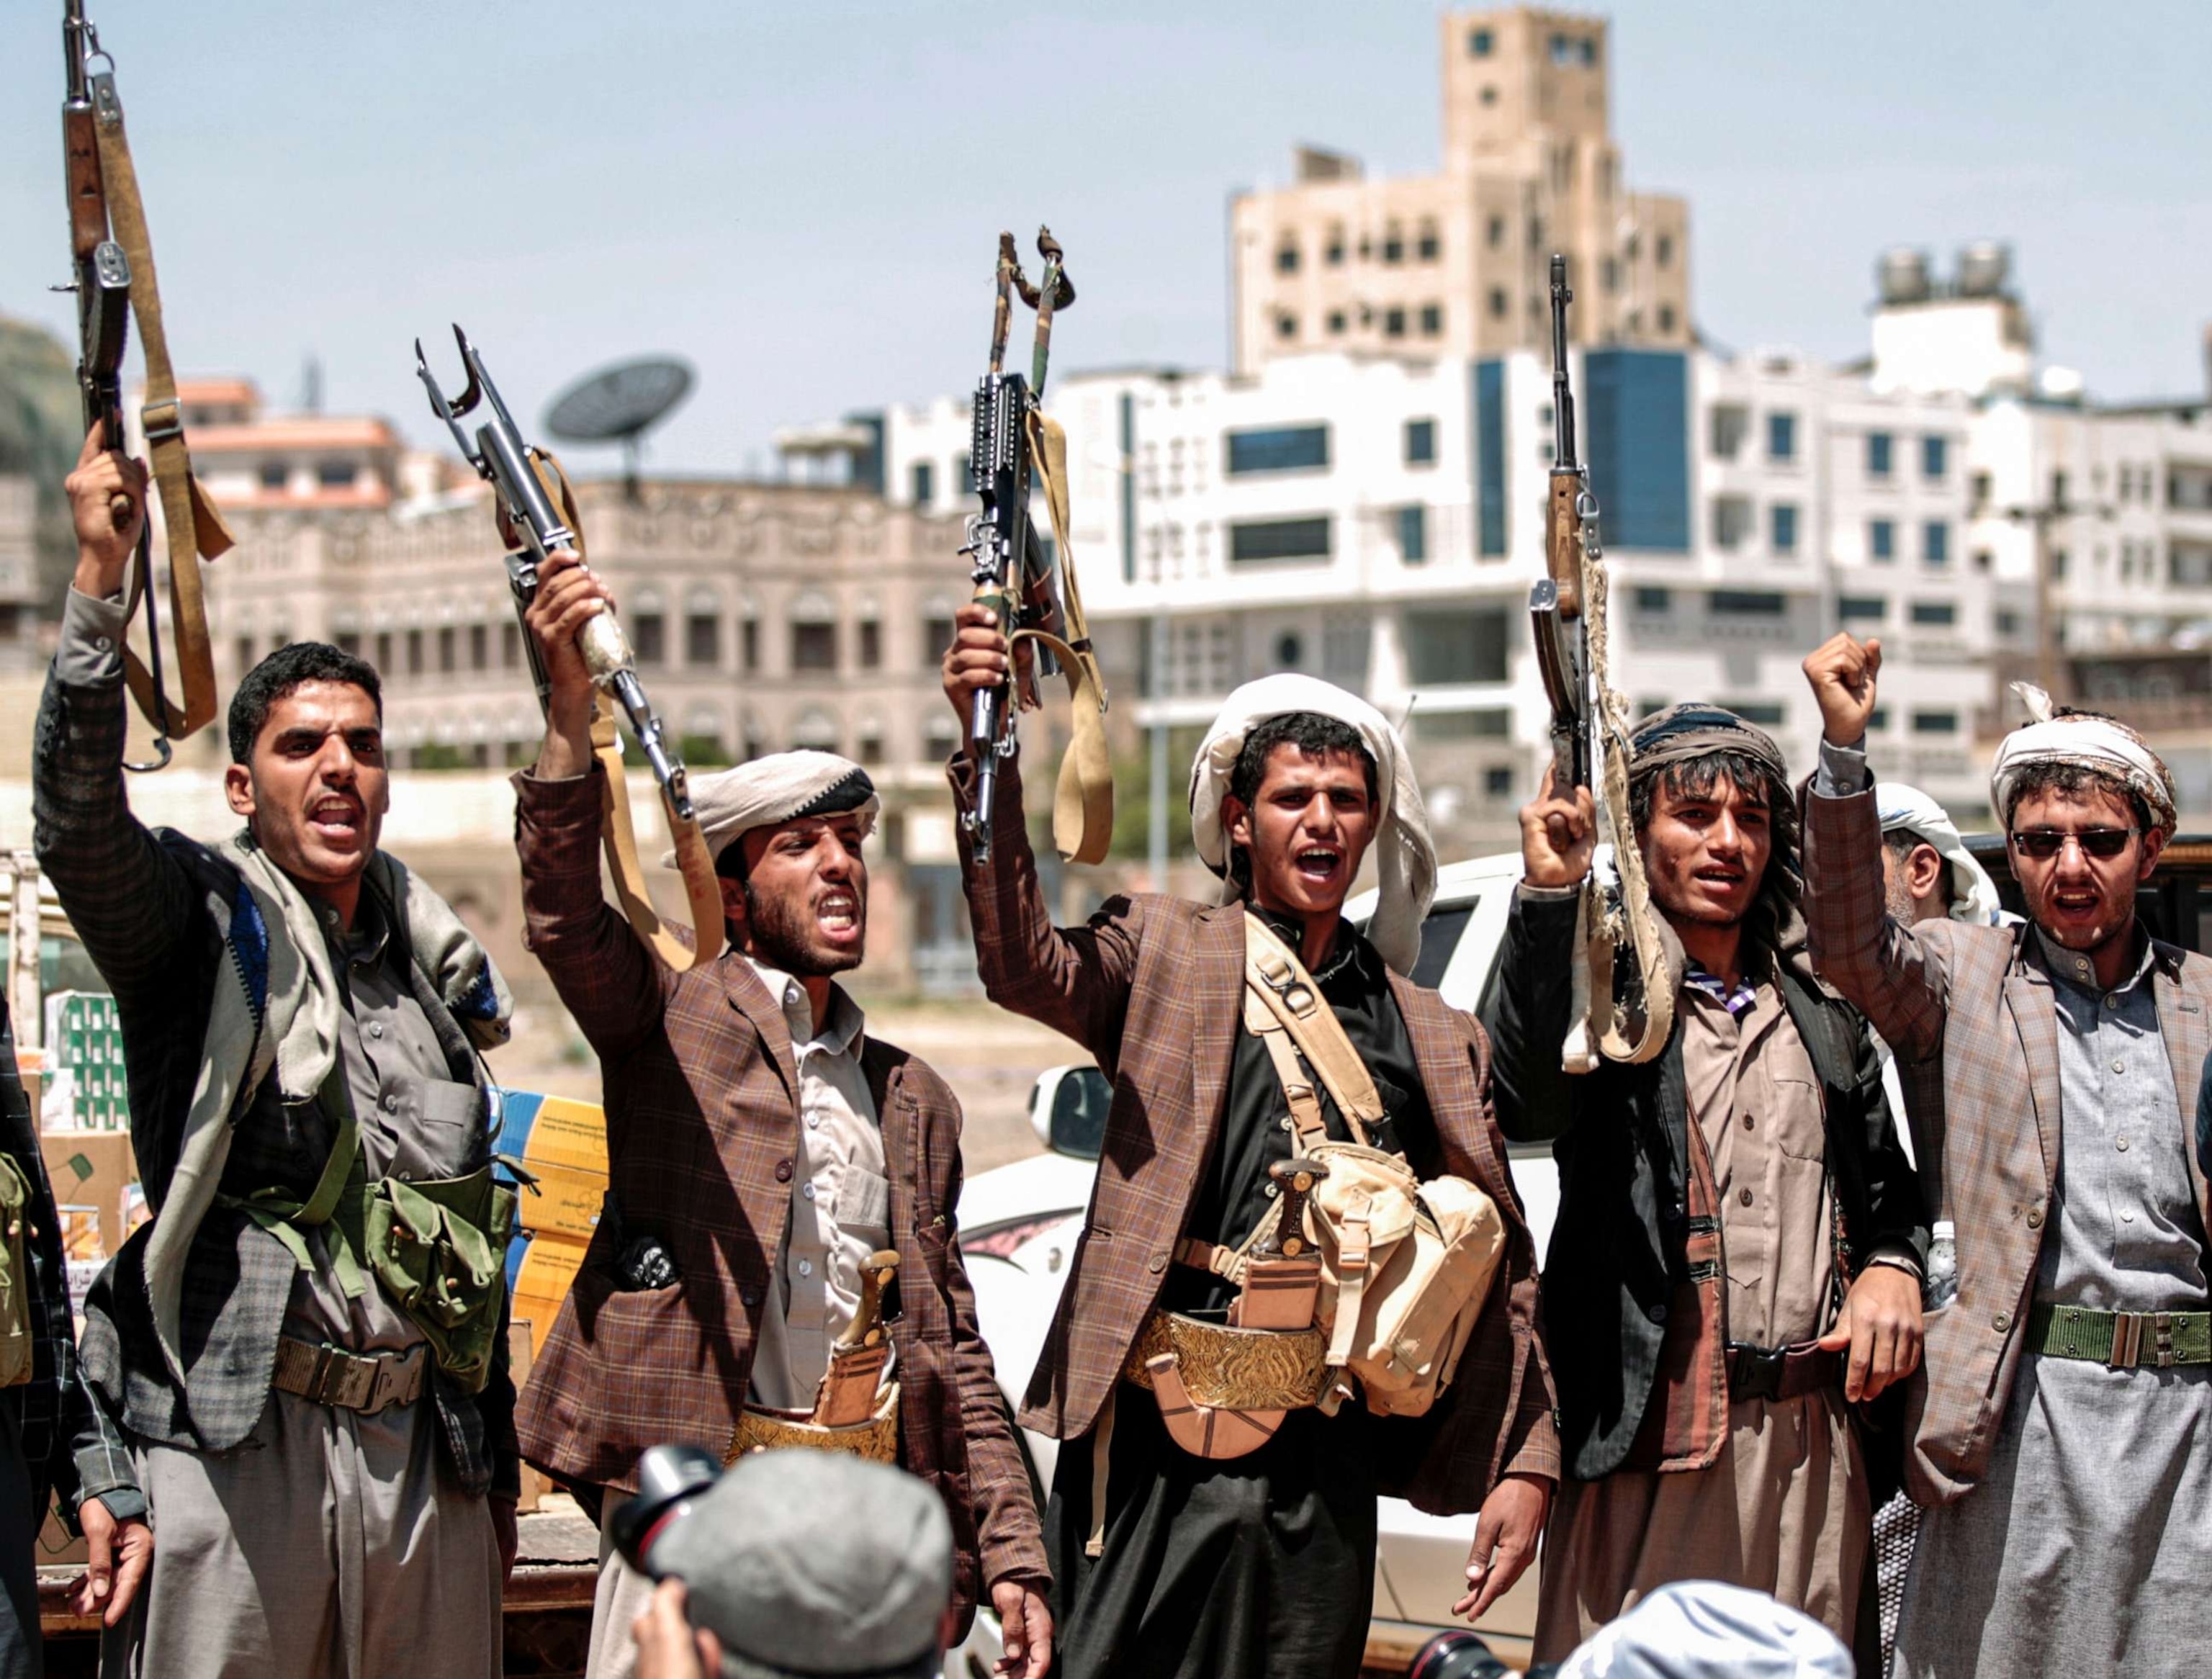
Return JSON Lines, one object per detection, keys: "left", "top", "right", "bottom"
{"left": 1804, "top": 780, "right": 2212, "bottom": 1503}
{"left": 953, "top": 761, "right": 1560, "bottom": 1512}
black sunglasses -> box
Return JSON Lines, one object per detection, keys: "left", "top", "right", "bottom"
{"left": 2008, "top": 827, "right": 2141, "bottom": 860}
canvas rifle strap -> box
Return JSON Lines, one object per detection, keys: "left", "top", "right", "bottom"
{"left": 1014, "top": 410, "right": 1114, "bottom": 866}
{"left": 90, "top": 71, "right": 231, "bottom": 741}
{"left": 531, "top": 450, "right": 724, "bottom": 973}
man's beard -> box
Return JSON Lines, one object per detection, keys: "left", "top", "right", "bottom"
{"left": 742, "top": 880, "right": 864, "bottom": 977}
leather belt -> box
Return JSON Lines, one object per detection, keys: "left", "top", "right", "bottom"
{"left": 271, "top": 1336, "right": 428, "bottom": 1415}
{"left": 1725, "top": 1339, "right": 1840, "bottom": 1403}
{"left": 2029, "top": 1302, "right": 2212, "bottom": 1369}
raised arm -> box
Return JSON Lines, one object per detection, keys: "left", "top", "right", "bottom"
{"left": 1482, "top": 771, "right": 1594, "bottom": 1144}
{"left": 32, "top": 427, "right": 197, "bottom": 1005}
{"left": 512, "top": 550, "right": 668, "bottom": 1061}
{"left": 942, "top": 603, "right": 1141, "bottom": 1062}
{"left": 1800, "top": 634, "right": 1951, "bottom": 1061}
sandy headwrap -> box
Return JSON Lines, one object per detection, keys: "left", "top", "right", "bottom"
{"left": 1189, "top": 675, "right": 1435, "bottom": 976}
{"left": 660, "top": 751, "right": 879, "bottom": 869}
{"left": 1876, "top": 782, "right": 2005, "bottom": 925}
{"left": 1989, "top": 682, "right": 2177, "bottom": 837}
{"left": 1627, "top": 701, "right": 1789, "bottom": 785}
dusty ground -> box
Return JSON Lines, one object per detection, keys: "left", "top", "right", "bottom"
{"left": 490, "top": 994, "right": 1074, "bottom": 1176}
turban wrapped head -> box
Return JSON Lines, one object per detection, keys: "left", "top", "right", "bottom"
{"left": 660, "top": 751, "right": 879, "bottom": 870}
{"left": 1875, "top": 781, "right": 2005, "bottom": 925}
{"left": 1989, "top": 683, "right": 2177, "bottom": 838}
{"left": 1627, "top": 702, "right": 1788, "bottom": 786}
{"left": 1188, "top": 675, "right": 1436, "bottom": 976}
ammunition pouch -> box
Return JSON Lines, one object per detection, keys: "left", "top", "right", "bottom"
{"left": 726, "top": 1381, "right": 901, "bottom": 1467}
{"left": 361, "top": 1163, "right": 521, "bottom": 1397}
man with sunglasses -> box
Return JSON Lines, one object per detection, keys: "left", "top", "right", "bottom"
{"left": 1802, "top": 633, "right": 2212, "bottom": 1679}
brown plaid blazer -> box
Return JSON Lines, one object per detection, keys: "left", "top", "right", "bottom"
{"left": 510, "top": 768, "right": 1048, "bottom": 1621}
{"left": 954, "top": 762, "right": 1559, "bottom": 1513}
{"left": 1804, "top": 780, "right": 2212, "bottom": 1504}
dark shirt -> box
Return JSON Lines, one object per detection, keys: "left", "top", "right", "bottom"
{"left": 1164, "top": 907, "right": 1444, "bottom": 1319}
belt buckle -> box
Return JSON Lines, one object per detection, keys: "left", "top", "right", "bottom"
{"left": 2105, "top": 1310, "right": 2174, "bottom": 1371}
{"left": 359, "top": 1349, "right": 421, "bottom": 1416}
{"left": 1728, "top": 1342, "right": 1786, "bottom": 1403}
{"left": 314, "top": 1347, "right": 377, "bottom": 1410}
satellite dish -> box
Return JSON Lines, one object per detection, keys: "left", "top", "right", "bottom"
{"left": 544, "top": 356, "right": 695, "bottom": 502}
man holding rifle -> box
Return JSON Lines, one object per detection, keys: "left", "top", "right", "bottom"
{"left": 507, "top": 552, "right": 1051, "bottom": 1679}
{"left": 1801, "top": 635, "right": 2212, "bottom": 1678}
{"left": 36, "top": 428, "right": 517, "bottom": 1678}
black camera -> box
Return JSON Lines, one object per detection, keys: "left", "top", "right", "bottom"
{"left": 604, "top": 1444, "right": 721, "bottom": 1577}
{"left": 1409, "top": 1631, "right": 1560, "bottom": 1679}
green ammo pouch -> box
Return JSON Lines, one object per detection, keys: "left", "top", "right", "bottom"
{"left": 0, "top": 1156, "right": 35, "bottom": 1390}
{"left": 362, "top": 1163, "right": 523, "bottom": 1397}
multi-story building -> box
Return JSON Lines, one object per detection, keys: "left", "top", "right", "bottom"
{"left": 1228, "top": 6, "right": 1691, "bottom": 377}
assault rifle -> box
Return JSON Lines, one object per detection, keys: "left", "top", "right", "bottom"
{"left": 416, "top": 327, "right": 722, "bottom": 971}
{"left": 962, "top": 230, "right": 1078, "bottom": 865}
{"left": 60, "top": 0, "right": 230, "bottom": 770}
{"left": 1526, "top": 256, "right": 1674, "bottom": 1071}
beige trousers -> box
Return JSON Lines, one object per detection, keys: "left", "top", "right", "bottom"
{"left": 583, "top": 1505, "right": 656, "bottom": 1679}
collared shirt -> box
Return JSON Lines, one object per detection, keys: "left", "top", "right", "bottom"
{"left": 1678, "top": 976, "right": 1838, "bottom": 1348}
{"left": 286, "top": 892, "right": 485, "bottom": 1354}
{"left": 2032, "top": 927, "right": 2210, "bottom": 1313}
{"left": 742, "top": 960, "right": 894, "bottom": 1412}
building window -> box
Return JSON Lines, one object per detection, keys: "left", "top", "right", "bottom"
{"left": 435, "top": 626, "right": 454, "bottom": 674}
{"left": 1923, "top": 521, "right": 1951, "bottom": 566}
{"left": 1419, "top": 304, "right": 1443, "bottom": 337}
{"left": 1326, "top": 310, "right": 1346, "bottom": 336}
{"left": 1869, "top": 518, "right": 1895, "bottom": 561}
{"left": 1634, "top": 586, "right": 1672, "bottom": 612}
{"left": 405, "top": 629, "right": 423, "bottom": 675}
{"left": 922, "top": 598, "right": 957, "bottom": 669}
{"left": 1275, "top": 240, "right": 1300, "bottom": 274}
{"left": 1384, "top": 307, "right": 1407, "bottom": 338}
{"left": 1602, "top": 256, "right": 1621, "bottom": 293}
{"left": 1709, "top": 405, "right": 1748, "bottom": 461}
{"left": 1733, "top": 702, "right": 1786, "bottom": 726}
{"left": 1229, "top": 516, "right": 1333, "bottom": 564}
{"left": 1771, "top": 503, "right": 1799, "bottom": 554}
{"left": 631, "top": 611, "right": 665, "bottom": 665}
{"left": 317, "top": 461, "right": 354, "bottom": 490}
{"left": 1866, "top": 432, "right": 1894, "bottom": 479}
{"left": 1403, "top": 609, "right": 1507, "bottom": 685}
{"left": 1838, "top": 595, "right": 1885, "bottom": 624}
{"left": 953, "top": 453, "right": 971, "bottom": 495}
{"left": 858, "top": 619, "right": 882, "bottom": 668}
{"left": 1912, "top": 709, "right": 1959, "bottom": 735}
{"left": 741, "top": 616, "right": 760, "bottom": 673}
{"left": 1486, "top": 215, "right": 1506, "bottom": 250}
{"left": 1910, "top": 600, "right": 1957, "bottom": 627}
{"left": 1655, "top": 233, "right": 1674, "bottom": 267}
{"left": 1767, "top": 412, "right": 1797, "bottom": 463}
{"left": 791, "top": 621, "right": 835, "bottom": 671}
{"left": 1225, "top": 425, "right": 1329, "bottom": 475}
{"left": 910, "top": 460, "right": 934, "bottom": 506}
{"left": 1417, "top": 222, "right": 1440, "bottom": 261}
{"left": 687, "top": 613, "right": 720, "bottom": 667}
{"left": 1488, "top": 287, "right": 1509, "bottom": 320}
{"left": 1381, "top": 225, "right": 1404, "bottom": 264}
{"left": 1468, "top": 26, "right": 1493, "bottom": 54}
{"left": 855, "top": 720, "right": 884, "bottom": 765}
{"left": 1484, "top": 766, "right": 1514, "bottom": 800}
{"left": 1476, "top": 359, "right": 1507, "bottom": 557}
{"left": 1585, "top": 350, "right": 1691, "bottom": 553}
{"left": 501, "top": 622, "right": 520, "bottom": 670}
{"left": 235, "top": 635, "right": 256, "bottom": 676}
{"left": 259, "top": 462, "right": 287, "bottom": 491}
{"left": 1995, "top": 609, "right": 2020, "bottom": 636}
{"left": 1656, "top": 304, "right": 1676, "bottom": 333}
{"left": 1709, "top": 590, "right": 1786, "bottom": 616}
{"left": 1923, "top": 435, "right": 1948, "bottom": 480}
{"left": 1710, "top": 495, "right": 1754, "bottom": 552}
{"left": 335, "top": 631, "right": 361, "bottom": 659}
{"left": 376, "top": 631, "right": 394, "bottom": 673}
{"left": 791, "top": 709, "right": 839, "bottom": 752}
{"left": 468, "top": 623, "right": 488, "bottom": 670}
{"left": 1398, "top": 504, "right": 1428, "bottom": 563}
{"left": 1274, "top": 313, "right": 1297, "bottom": 341}
{"left": 1405, "top": 418, "right": 1437, "bottom": 465}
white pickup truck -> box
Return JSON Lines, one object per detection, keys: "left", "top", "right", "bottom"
{"left": 950, "top": 852, "right": 1555, "bottom": 1675}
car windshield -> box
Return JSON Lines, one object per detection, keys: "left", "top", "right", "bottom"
{"left": 1408, "top": 901, "right": 1475, "bottom": 990}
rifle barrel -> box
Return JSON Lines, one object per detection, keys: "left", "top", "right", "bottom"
{"left": 1550, "top": 254, "right": 1577, "bottom": 473}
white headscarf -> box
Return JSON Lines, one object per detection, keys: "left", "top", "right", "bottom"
{"left": 1989, "top": 683, "right": 2177, "bottom": 837}
{"left": 1876, "top": 782, "right": 2005, "bottom": 925}
{"left": 1188, "top": 675, "right": 1436, "bottom": 976}
{"left": 660, "top": 751, "right": 878, "bottom": 869}
{"left": 1554, "top": 1580, "right": 1853, "bottom": 1679}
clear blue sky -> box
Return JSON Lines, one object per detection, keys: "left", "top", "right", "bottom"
{"left": 5, "top": 1, "right": 2206, "bottom": 476}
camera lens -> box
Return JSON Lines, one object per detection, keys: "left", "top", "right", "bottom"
{"left": 607, "top": 1444, "right": 721, "bottom": 1577}
{"left": 1408, "top": 1631, "right": 1513, "bottom": 1679}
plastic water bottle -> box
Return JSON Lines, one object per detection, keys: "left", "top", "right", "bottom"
{"left": 1925, "top": 1220, "right": 1958, "bottom": 1309}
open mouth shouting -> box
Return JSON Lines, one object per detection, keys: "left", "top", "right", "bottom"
{"left": 814, "top": 888, "right": 863, "bottom": 948}
{"left": 306, "top": 793, "right": 365, "bottom": 849}
{"left": 1292, "top": 843, "right": 1344, "bottom": 892}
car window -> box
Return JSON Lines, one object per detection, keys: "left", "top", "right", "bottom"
{"left": 1408, "top": 900, "right": 1477, "bottom": 991}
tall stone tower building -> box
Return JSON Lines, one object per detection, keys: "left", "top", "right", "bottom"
{"left": 1229, "top": 6, "right": 1691, "bottom": 373}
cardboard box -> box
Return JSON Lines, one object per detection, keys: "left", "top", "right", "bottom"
{"left": 508, "top": 1318, "right": 546, "bottom": 1516}
{"left": 40, "top": 1130, "right": 138, "bottom": 1259}
{"left": 494, "top": 1090, "right": 609, "bottom": 1356}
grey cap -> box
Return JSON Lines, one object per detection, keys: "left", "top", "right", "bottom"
{"left": 654, "top": 1450, "right": 953, "bottom": 1679}
{"left": 1555, "top": 1581, "right": 1853, "bottom": 1679}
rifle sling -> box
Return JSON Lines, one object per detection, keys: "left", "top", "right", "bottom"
{"left": 1015, "top": 410, "right": 1113, "bottom": 866}
{"left": 526, "top": 448, "right": 722, "bottom": 975}
{"left": 90, "top": 73, "right": 230, "bottom": 742}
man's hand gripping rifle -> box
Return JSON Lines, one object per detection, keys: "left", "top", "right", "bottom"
{"left": 961, "top": 230, "right": 1114, "bottom": 868}
{"left": 60, "top": 0, "right": 232, "bottom": 771}
{"left": 1527, "top": 256, "right": 1674, "bottom": 1071}
{"left": 418, "top": 328, "right": 723, "bottom": 971}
